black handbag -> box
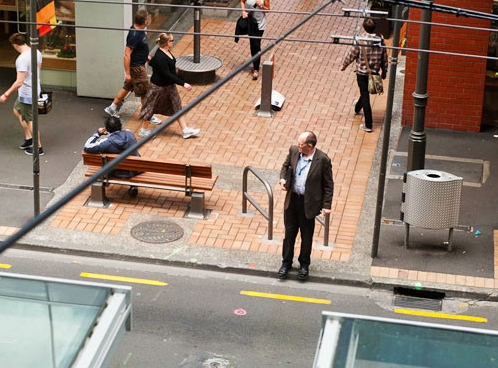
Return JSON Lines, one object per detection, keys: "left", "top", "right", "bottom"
{"left": 38, "top": 91, "right": 52, "bottom": 114}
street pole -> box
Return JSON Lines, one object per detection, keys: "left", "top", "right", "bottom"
{"left": 193, "top": 0, "right": 202, "bottom": 63}
{"left": 30, "top": 0, "right": 41, "bottom": 216}
{"left": 407, "top": 0, "right": 433, "bottom": 172}
{"left": 371, "top": 4, "right": 402, "bottom": 258}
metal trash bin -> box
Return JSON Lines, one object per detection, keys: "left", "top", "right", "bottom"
{"left": 401, "top": 169, "right": 463, "bottom": 251}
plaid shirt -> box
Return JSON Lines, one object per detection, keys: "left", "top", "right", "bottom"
{"left": 341, "top": 32, "right": 388, "bottom": 75}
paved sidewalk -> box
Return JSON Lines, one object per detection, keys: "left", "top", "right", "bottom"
{"left": 1, "top": 0, "right": 497, "bottom": 299}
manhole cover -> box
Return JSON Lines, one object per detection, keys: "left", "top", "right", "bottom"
{"left": 131, "top": 221, "right": 184, "bottom": 243}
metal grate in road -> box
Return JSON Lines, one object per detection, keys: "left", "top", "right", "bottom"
{"left": 393, "top": 295, "right": 442, "bottom": 312}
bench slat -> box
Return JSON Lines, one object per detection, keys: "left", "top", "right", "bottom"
{"left": 82, "top": 152, "right": 213, "bottom": 178}
{"left": 85, "top": 167, "right": 217, "bottom": 191}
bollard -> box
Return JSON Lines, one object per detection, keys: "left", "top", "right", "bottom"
{"left": 256, "top": 60, "right": 274, "bottom": 117}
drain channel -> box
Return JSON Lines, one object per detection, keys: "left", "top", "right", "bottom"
{"left": 393, "top": 287, "right": 445, "bottom": 312}
{"left": 0, "top": 183, "right": 53, "bottom": 193}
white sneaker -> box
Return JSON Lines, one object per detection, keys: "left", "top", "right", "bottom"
{"left": 138, "top": 128, "right": 152, "bottom": 137}
{"left": 150, "top": 116, "right": 162, "bottom": 125}
{"left": 359, "top": 124, "right": 373, "bottom": 133}
{"left": 104, "top": 105, "right": 120, "bottom": 118}
{"left": 182, "top": 127, "right": 200, "bottom": 139}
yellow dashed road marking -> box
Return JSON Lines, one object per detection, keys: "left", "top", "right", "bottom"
{"left": 240, "top": 290, "right": 331, "bottom": 304}
{"left": 395, "top": 308, "right": 487, "bottom": 323}
{"left": 0, "top": 263, "right": 12, "bottom": 269}
{"left": 80, "top": 272, "right": 168, "bottom": 286}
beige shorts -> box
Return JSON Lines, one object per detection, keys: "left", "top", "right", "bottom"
{"left": 123, "top": 65, "right": 149, "bottom": 97}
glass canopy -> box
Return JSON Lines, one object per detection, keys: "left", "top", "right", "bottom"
{"left": 314, "top": 311, "right": 498, "bottom": 368}
{"left": 0, "top": 272, "right": 132, "bottom": 368}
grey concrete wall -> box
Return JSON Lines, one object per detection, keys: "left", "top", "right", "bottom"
{"left": 75, "top": 0, "right": 131, "bottom": 98}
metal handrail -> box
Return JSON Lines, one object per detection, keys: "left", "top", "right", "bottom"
{"left": 242, "top": 166, "right": 332, "bottom": 246}
{"left": 242, "top": 166, "right": 274, "bottom": 240}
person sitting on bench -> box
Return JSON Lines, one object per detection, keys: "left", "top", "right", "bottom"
{"left": 83, "top": 116, "right": 141, "bottom": 195}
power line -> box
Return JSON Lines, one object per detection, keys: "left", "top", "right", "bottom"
{"left": 381, "top": 0, "right": 498, "bottom": 22}
{"left": 387, "top": 17, "right": 498, "bottom": 34}
{"left": 0, "top": 0, "right": 340, "bottom": 252}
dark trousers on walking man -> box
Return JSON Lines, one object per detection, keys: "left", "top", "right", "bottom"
{"left": 355, "top": 73, "right": 373, "bottom": 129}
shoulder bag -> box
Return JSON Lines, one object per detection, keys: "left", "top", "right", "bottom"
{"left": 361, "top": 46, "right": 383, "bottom": 95}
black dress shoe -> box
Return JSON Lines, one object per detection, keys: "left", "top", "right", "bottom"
{"left": 277, "top": 264, "right": 291, "bottom": 279}
{"left": 297, "top": 266, "right": 309, "bottom": 281}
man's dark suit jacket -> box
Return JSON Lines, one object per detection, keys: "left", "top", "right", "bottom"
{"left": 280, "top": 145, "right": 334, "bottom": 219}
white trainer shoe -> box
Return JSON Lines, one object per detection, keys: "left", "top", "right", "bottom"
{"left": 150, "top": 116, "right": 162, "bottom": 125}
{"left": 359, "top": 124, "right": 373, "bottom": 133}
{"left": 182, "top": 127, "right": 200, "bottom": 139}
{"left": 138, "top": 128, "right": 152, "bottom": 138}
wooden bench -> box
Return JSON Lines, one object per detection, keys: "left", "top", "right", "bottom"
{"left": 82, "top": 152, "right": 218, "bottom": 219}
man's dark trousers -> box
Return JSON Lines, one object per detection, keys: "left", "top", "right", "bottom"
{"left": 282, "top": 193, "right": 315, "bottom": 267}
{"left": 355, "top": 73, "right": 373, "bottom": 129}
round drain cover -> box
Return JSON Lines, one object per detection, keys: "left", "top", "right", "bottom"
{"left": 131, "top": 221, "right": 184, "bottom": 243}
{"left": 202, "top": 358, "right": 230, "bottom": 368}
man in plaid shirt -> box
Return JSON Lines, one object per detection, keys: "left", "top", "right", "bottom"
{"left": 341, "top": 18, "right": 388, "bottom": 133}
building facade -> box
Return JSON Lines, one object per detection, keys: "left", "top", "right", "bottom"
{"left": 401, "top": 0, "right": 497, "bottom": 132}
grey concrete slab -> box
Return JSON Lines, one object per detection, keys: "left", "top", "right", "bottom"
{"left": 373, "top": 126, "right": 498, "bottom": 279}
{"left": 0, "top": 188, "right": 53, "bottom": 227}
{"left": 0, "top": 66, "right": 112, "bottom": 223}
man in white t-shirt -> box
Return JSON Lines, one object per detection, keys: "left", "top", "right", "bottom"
{"left": 0, "top": 33, "right": 44, "bottom": 155}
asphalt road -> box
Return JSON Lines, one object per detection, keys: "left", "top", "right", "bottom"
{"left": 2, "top": 249, "right": 498, "bottom": 367}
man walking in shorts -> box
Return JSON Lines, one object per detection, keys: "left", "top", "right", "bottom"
{"left": 104, "top": 9, "right": 151, "bottom": 122}
{"left": 0, "top": 33, "right": 44, "bottom": 155}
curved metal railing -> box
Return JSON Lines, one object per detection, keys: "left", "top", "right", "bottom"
{"left": 242, "top": 166, "right": 274, "bottom": 240}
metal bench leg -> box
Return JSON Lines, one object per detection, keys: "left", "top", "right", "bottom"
{"left": 404, "top": 222, "right": 410, "bottom": 248}
{"left": 86, "top": 182, "right": 110, "bottom": 208}
{"left": 185, "top": 192, "right": 209, "bottom": 219}
{"left": 447, "top": 228, "right": 454, "bottom": 252}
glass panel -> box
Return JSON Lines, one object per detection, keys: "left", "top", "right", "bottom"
{"left": 141, "top": 0, "right": 190, "bottom": 37}
{"left": 39, "top": 1, "right": 76, "bottom": 69}
{"left": 316, "top": 313, "right": 498, "bottom": 368}
{"left": 0, "top": 276, "right": 111, "bottom": 368}
{"left": 0, "top": 275, "right": 109, "bottom": 306}
{"left": 334, "top": 320, "right": 498, "bottom": 368}
{"left": 0, "top": 298, "right": 102, "bottom": 368}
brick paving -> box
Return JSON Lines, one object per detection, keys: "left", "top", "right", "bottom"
{"left": 2, "top": 0, "right": 495, "bottom": 292}
{"left": 40, "top": 1, "right": 384, "bottom": 260}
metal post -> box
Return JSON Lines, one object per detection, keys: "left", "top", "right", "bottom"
{"left": 30, "top": 0, "right": 40, "bottom": 216}
{"left": 193, "top": 1, "right": 202, "bottom": 63}
{"left": 371, "top": 4, "right": 402, "bottom": 258}
{"left": 407, "top": 0, "right": 433, "bottom": 172}
{"left": 323, "top": 213, "right": 330, "bottom": 247}
{"left": 256, "top": 60, "right": 274, "bottom": 118}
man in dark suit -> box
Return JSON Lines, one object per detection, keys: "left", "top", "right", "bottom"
{"left": 278, "top": 131, "right": 334, "bottom": 280}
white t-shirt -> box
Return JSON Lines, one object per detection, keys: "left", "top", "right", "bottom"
{"left": 245, "top": 0, "right": 267, "bottom": 31}
{"left": 16, "top": 49, "right": 42, "bottom": 105}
